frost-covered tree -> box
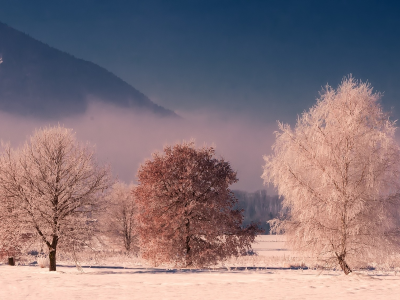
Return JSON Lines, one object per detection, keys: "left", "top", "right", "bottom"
{"left": 0, "top": 126, "right": 112, "bottom": 271}
{"left": 0, "top": 193, "right": 29, "bottom": 265}
{"left": 103, "top": 182, "right": 138, "bottom": 253}
{"left": 262, "top": 76, "right": 400, "bottom": 274}
{"left": 134, "top": 141, "right": 260, "bottom": 267}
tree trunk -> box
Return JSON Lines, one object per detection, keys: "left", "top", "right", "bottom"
{"left": 336, "top": 253, "right": 352, "bottom": 275}
{"left": 8, "top": 257, "right": 15, "bottom": 266}
{"left": 124, "top": 227, "right": 131, "bottom": 252}
{"left": 185, "top": 218, "right": 192, "bottom": 267}
{"left": 49, "top": 249, "right": 57, "bottom": 271}
{"left": 185, "top": 235, "right": 192, "bottom": 267}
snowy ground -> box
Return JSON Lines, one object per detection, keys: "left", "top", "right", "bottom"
{"left": 253, "top": 234, "right": 288, "bottom": 256}
{"left": 0, "top": 236, "right": 399, "bottom": 299}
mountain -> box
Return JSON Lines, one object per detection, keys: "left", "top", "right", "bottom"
{"left": 0, "top": 22, "right": 177, "bottom": 118}
{"left": 234, "top": 190, "right": 282, "bottom": 234}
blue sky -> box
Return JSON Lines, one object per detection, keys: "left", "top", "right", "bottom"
{"left": 1, "top": 0, "right": 399, "bottom": 123}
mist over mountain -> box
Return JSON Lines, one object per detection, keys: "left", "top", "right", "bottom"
{"left": 0, "top": 22, "right": 177, "bottom": 118}
{"left": 0, "top": 21, "right": 273, "bottom": 193}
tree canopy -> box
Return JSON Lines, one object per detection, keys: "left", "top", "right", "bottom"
{"left": 263, "top": 76, "right": 400, "bottom": 274}
{"left": 134, "top": 141, "right": 260, "bottom": 267}
{"left": 0, "top": 125, "right": 112, "bottom": 271}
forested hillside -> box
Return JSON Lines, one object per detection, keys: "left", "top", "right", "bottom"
{"left": 0, "top": 22, "right": 176, "bottom": 118}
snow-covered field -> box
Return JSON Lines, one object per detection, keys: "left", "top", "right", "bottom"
{"left": 0, "top": 236, "right": 399, "bottom": 299}
{"left": 253, "top": 234, "right": 288, "bottom": 256}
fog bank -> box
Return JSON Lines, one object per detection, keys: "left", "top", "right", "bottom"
{"left": 0, "top": 102, "right": 278, "bottom": 192}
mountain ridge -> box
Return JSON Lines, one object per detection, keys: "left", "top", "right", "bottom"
{"left": 0, "top": 21, "right": 177, "bottom": 118}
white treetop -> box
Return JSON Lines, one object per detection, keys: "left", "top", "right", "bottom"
{"left": 262, "top": 76, "right": 400, "bottom": 274}
{"left": 0, "top": 125, "right": 112, "bottom": 271}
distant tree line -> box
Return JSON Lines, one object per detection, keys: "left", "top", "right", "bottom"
{"left": 233, "top": 190, "right": 282, "bottom": 234}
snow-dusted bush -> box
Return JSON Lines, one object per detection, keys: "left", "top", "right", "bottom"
{"left": 37, "top": 255, "right": 48, "bottom": 268}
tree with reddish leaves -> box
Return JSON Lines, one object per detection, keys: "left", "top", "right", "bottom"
{"left": 134, "top": 141, "right": 260, "bottom": 268}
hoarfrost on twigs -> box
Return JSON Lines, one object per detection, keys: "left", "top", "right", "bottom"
{"left": 262, "top": 76, "right": 400, "bottom": 275}
{"left": 0, "top": 125, "right": 112, "bottom": 271}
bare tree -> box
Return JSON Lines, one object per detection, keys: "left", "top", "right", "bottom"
{"left": 0, "top": 125, "right": 112, "bottom": 271}
{"left": 134, "top": 141, "right": 260, "bottom": 268}
{"left": 103, "top": 182, "right": 138, "bottom": 253}
{"left": 262, "top": 76, "right": 400, "bottom": 274}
